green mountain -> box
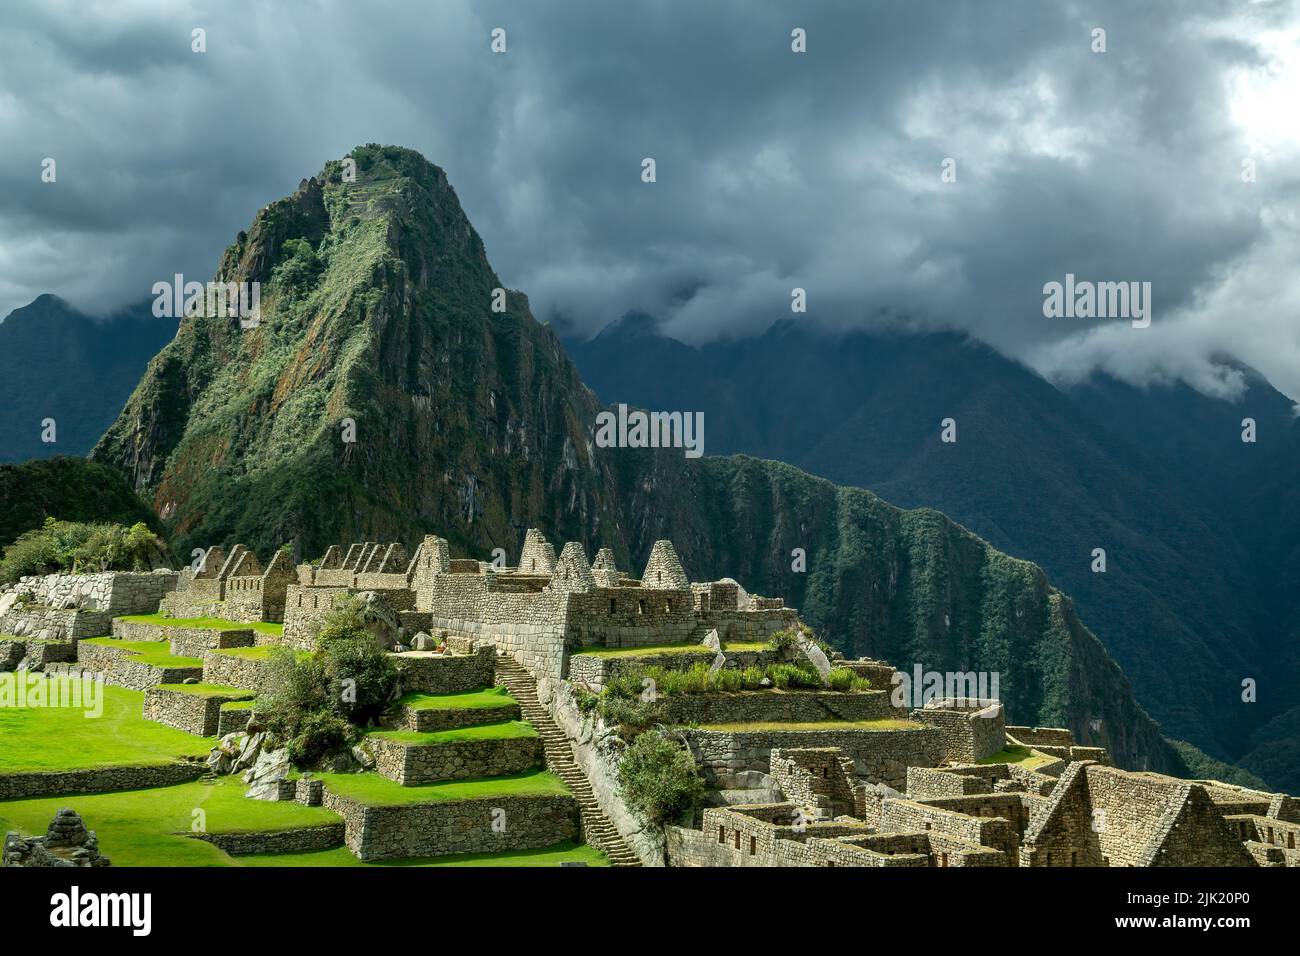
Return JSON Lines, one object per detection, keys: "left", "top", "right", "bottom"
{"left": 0, "top": 295, "right": 176, "bottom": 463}
{"left": 90, "top": 144, "right": 1227, "bottom": 780}
{"left": 0, "top": 456, "right": 165, "bottom": 547}
{"left": 567, "top": 316, "right": 1298, "bottom": 790}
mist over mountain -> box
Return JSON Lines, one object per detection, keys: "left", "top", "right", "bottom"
{"left": 568, "top": 315, "right": 1300, "bottom": 790}
{"left": 75, "top": 144, "right": 1221, "bottom": 781}
{"left": 0, "top": 295, "right": 176, "bottom": 463}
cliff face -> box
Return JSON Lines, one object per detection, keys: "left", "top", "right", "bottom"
{"left": 93, "top": 145, "right": 1184, "bottom": 774}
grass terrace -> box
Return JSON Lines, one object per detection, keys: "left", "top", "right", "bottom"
{"left": 154, "top": 682, "right": 254, "bottom": 699}
{"left": 394, "top": 686, "right": 517, "bottom": 711}
{"left": 571, "top": 641, "right": 715, "bottom": 659}
{"left": 118, "top": 614, "right": 285, "bottom": 637}
{"left": 316, "top": 769, "right": 570, "bottom": 806}
{"left": 0, "top": 684, "right": 213, "bottom": 773}
{"left": 209, "top": 645, "right": 311, "bottom": 661}
{"left": 368, "top": 721, "right": 537, "bottom": 746}
{"left": 237, "top": 840, "right": 610, "bottom": 868}
{"left": 220, "top": 699, "right": 256, "bottom": 711}
{"left": 692, "top": 718, "right": 921, "bottom": 733}
{"left": 0, "top": 778, "right": 341, "bottom": 867}
{"left": 79, "top": 637, "right": 202, "bottom": 669}
{"left": 977, "top": 745, "right": 1059, "bottom": 770}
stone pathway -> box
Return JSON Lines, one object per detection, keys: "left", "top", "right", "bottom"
{"left": 494, "top": 654, "right": 642, "bottom": 867}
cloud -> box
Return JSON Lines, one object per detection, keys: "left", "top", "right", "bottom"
{"left": 1, "top": 0, "right": 1299, "bottom": 398}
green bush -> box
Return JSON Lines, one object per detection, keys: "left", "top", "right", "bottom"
{"left": 617, "top": 731, "right": 705, "bottom": 825}
{"left": 827, "top": 667, "right": 869, "bottom": 691}
{"left": 767, "top": 662, "right": 822, "bottom": 690}
{"left": 0, "top": 517, "right": 168, "bottom": 583}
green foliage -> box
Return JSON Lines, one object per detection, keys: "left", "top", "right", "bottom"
{"left": 0, "top": 516, "right": 168, "bottom": 583}
{"left": 0, "top": 457, "right": 165, "bottom": 547}
{"left": 257, "top": 598, "right": 398, "bottom": 765}
{"left": 766, "top": 662, "right": 822, "bottom": 690}
{"left": 616, "top": 731, "right": 705, "bottom": 825}
{"left": 827, "top": 667, "right": 871, "bottom": 691}
{"left": 273, "top": 237, "right": 324, "bottom": 292}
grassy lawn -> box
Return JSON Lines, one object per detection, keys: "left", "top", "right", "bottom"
{"left": 368, "top": 720, "right": 537, "bottom": 746}
{"left": 79, "top": 637, "right": 202, "bottom": 669}
{"left": 395, "top": 687, "right": 516, "bottom": 711}
{"left": 571, "top": 641, "right": 715, "bottom": 659}
{"left": 155, "top": 683, "right": 254, "bottom": 699}
{"left": 220, "top": 699, "right": 256, "bottom": 711}
{"left": 977, "top": 745, "right": 1058, "bottom": 769}
{"left": 0, "top": 778, "right": 342, "bottom": 867}
{"left": 210, "top": 645, "right": 311, "bottom": 661}
{"left": 238, "top": 840, "right": 610, "bottom": 867}
{"left": 692, "top": 718, "right": 921, "bottom": 732}
{"left": 119, "top": 614, "right": 284, "bottom": 637}
{"left": 0, "top": 683, "right": 213, "bottom": 773}
{"left": 316, "top": 769, "right": 570, "bottom": 806}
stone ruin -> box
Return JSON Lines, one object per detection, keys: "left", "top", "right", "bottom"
{"left": 3, "top": 809, "right": 110, "bottom": 867}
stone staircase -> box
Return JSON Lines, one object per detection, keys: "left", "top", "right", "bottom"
{"left": 494, "top": 654, "right": 642, "bottom": 867}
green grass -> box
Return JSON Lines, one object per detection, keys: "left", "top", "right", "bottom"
{"left": 316, "top": 769, "right": 570, "bottom": 806}
{"left": 78, "top": 637, "right": 202, "bottom": 669}
{"left": 692, "top": 718, "right": 921, "bottom": 732}
{"left": 220, "top": 699, "right": 256, "bottom": 711}
{"left": 571, "top": 641, "right": 716, "bottom": 659}
{"left": 237, "top": 840, "right": 610, "bottom": 868}
{"left": 154, "top": 683, "right": 254, "bottom": 699}
{"left": 210, "top": 645, "right": 309, "bottom": 661}
{"left": 368, "top": 720, "right": 537, "bottom": 746}
{"left": 395, "top": 686, "right": 516, "bottom": 711}
{"left": 0, "top": 778, "right": 341, "bottom": 867}
{"left": 977, "top": 745, "right": 1059, "bottom": 769}
{"left": 0, "top": 684, "right": 213, "bottom": 773}
{"left": 118, "top": 614, "right": 284, "bottom": 637}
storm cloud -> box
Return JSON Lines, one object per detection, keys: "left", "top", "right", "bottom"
{"left": 2, "top": 0, "right": 1299, "bottom": 398}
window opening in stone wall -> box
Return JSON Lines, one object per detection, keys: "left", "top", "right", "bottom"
{"left": 609, "top": 599, "right": 616, "bottom": 615}
{"left": 637, "top": 599, "right": 645, "bottom": 615}
{"left": 749, "top": 836, "right": 756, "bottom": 855}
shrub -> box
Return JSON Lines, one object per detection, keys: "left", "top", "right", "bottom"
{"left": 286, "top": 710, "right": 355, "bottom": 766}
{"left": 767, "top": 662, "right": 822, "bottom": 690}
{"left": 739, "top": 666, "right": 766, "bottom": 690}
{"left": 314, "top": 597, "right": 398, "bottom": 725}
{"left": 0, "top": 517, "right": 168, "bottom": 584}
{"left": 617, "top": 731, "right": 705, "bottom": 825}
{"left": 827, "top": 667, "right": 871, "bottom": 691}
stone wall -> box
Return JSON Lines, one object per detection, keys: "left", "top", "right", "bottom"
{"left": 167, "top": 626, "right": 254, "bottom": 657}
{"left": 393, "top": 645, "right": 495, "bottom": 694}
{"left": 75, "top": 641, "right": 202, "bottom": 690}
{"left": 189, "top": 824, "right": 344, "bottom": 856}
{"left": 143, "top": 686, "right": 253, "bottom": 736}
{"left": 660, "top": 689, "right": 893, "bottom": 726}
{"left": 395, "top": 698, "right": 521, "bottom": 733}
{"left": 367, "top": 734, "right": 543, "bottom": 785}
{"left": 321, "top": 789, "right": 579, "bottom": 861}
{"left": 880, "top": 797, "right": 1018, "bottom": 863}
{"left": 0, "top": 605, "right": 111, "bottom": 642}
{"left": 0, "top": 762, "right": 203, "bottom": 800}
{"left": 682, "top": 725, "right": 947, "bottom": 790}
{"left": 202, "top": 651, "right": 275, "bottom": 693}
{"left": 911, "top": 702, "right": 1005, "bottom": 762}
{"left": 17, "top": 571, "right": 178, "bottom": 616}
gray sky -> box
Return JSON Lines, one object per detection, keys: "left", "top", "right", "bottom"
{"left": 3, "top": 0, "right": 1299, "bottom": 400}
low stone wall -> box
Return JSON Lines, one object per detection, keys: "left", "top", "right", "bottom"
{"left": 0, "top": 605, "right": 111, "bottom": 642}
{"left": 0, "top": 638, "right": 23, "bottom": 670}
{"left": 111, "top": 619, "right": 164, "bottom": 641}
{"left": 17, "top": 570, "right": 177, "bottom": 616}
{"left": 167, "top": 627, "right": 255, "bottom": 657}
{"left": 322, "top": 789, "right": 579, "bottom": 861}
{"left": 911, "top": 703, "right": 1005, "bottom": 762}
{"left": 396, "top": 700, "right": 520, "bottom": 733}
{"left": 188, "top": 824, "right": 345, "bottom": 856}
{"left": 75, "top": 641, "right": 202, "bottom": 690}
{"left": 201, "top": 651, "right": 272, "bottom": 693}
{"left": 143, "top": 686, "right": 253, "bottom": 736}
{"left": 393, "top": 645, "right": 495, "bottom": 695}
{"left": 217, "top": 705, "right": 253, "bottom": 737}
{"left": 567, "top": 650, "right": 714, "bottom": 690}
{"left": 367, "top": 734, "right": 543, "bottom": 785}
{"left": 682, "top": 725, "right": 947, "bottom": 790}
{"left": 0, "top": 762, "right": 203, "bottom": 800}
{"left": 660, "top": 689, "right": 893, "bottom": 726}
{"left": 21, "top": 640, "right": 78, "bottom": 669}
{"left": 1005, "top": 725, "right": 1075, "bottom": 748}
